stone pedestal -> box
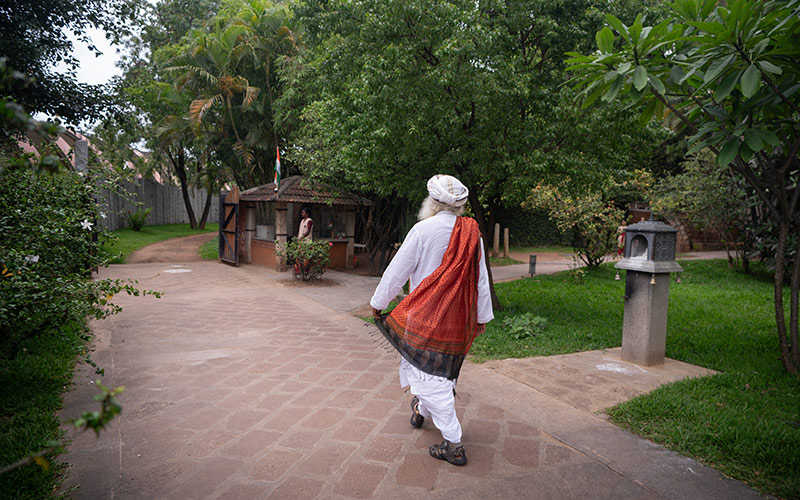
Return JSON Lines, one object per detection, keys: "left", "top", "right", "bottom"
{"left": 621, "top": 271, "right": 671, "bottom": 366}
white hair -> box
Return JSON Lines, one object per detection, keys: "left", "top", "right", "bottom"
{"left": 418, "top": 195, "right": 465, "bottom": 221}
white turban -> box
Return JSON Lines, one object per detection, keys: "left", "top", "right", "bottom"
{"left": 427, "top": 174, "right": 469, "bottom": 207}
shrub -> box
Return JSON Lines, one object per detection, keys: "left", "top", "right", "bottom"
{"left": 502, "top": 313, "right": 547, "bottom": 340}
{"left": 125, "top": 207, "right": 152, "bottom": 231}
{"left": 0, "top": 169, "right": 157, "bottom": 356}
{"left": 277, "top": 238, "right": 331, "bottom": 281}
{"left": 527, "top": 185, "right": 626, "bottom": 268}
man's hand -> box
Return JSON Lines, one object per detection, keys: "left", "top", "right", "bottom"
{"left": 476, "top": 323, "right": 486, "bottom": 336}
{"left": 372, "top": 307, "right": 382, "bottom": 322}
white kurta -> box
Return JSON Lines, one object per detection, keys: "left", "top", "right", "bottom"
{"left": 370, "top": 211, "right": 494, "bottom": 444}
{"left": 369, "top": 211, "right": 494, "bottom": 323}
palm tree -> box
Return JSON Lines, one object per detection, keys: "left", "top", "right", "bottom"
{"left": 163, "top": 2, "right": 302, "bottom": 188}
{"left": 165, "top": 21, "right": 259, "bottom": 181}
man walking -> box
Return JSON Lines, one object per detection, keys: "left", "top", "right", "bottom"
{"left": 371, "top": 174, "right": 494, "bottom": 466}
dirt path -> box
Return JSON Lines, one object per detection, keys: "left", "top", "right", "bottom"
{"left": 126, "top": 232, "right": 217, "bottom": 264}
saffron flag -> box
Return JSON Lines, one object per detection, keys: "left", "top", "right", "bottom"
{"left": 274, "top": 147, "right": 281, "bottom": 191}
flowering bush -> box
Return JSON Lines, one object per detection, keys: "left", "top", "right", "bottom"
{"left": 277, "top": 238, "right": 331, "bottom": 281}
{"left": 527, "top": 184, "right": 626, "bottom": 268}
{"left": 0, "top": 169, "right": 159, "bottom": 357}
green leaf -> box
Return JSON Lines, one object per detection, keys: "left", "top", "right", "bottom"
{"left": 633, "top": 65, "right": 648, "bottom": 91}
{"left": 739, "top": 143, "right": 754, "bottom": 163}
{"left": 758, "top": 129, "right": 780, "bottom": 146}
{"left": 630, "top": 14, "right": 643, "bottom": 43}
{"left": 639, "top": 99, "right": 656, "bottom": 126}
{"left": 617, "top": 61, "right": 632, "bottom": 74}
{"left": 605, "top": 14, "right": 630, "bottom": 42}
{"left": 715, "top": 71, "right": 740, "bottom": 100}
{"left": 669, "top": 65, "right": 685, "bottom": 84}
{"left": 744, "top": 130, "right": 764, "bottom": 152}
{"left": 757, "top": 60, "right": 782, "bottom": 75}
{"left": 704, "top": 54, "right": 735, "bottom": 83}
{"left": 717, "top": 138, "right": 740, "bottom": 167}
{"left": 686, "top": 138, "right": 714, "bottom": 155}
{"left": 740, "top": 64, "right": 761, "bottom": 98}
{"left": 602, "top": 75, "right": 625, "bottom": 102}
{"left": 582, "top": 84, "right": 605, "bottom": 109}
{"left": 648, "top": 75, "right": 666, "bottom": 95}
{"left": 596, "top": 27, "right": 614, "bottom": 53}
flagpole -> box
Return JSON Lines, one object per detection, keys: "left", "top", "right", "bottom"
{"left": 274, "top": 147, "right": 281, "bottom": 193}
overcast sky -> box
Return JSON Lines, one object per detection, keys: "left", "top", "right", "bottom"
{"left": 55, "top": 27, "right": 124, "bottom": 85}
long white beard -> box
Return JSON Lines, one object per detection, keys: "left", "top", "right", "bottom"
{"left": 418, "top": 196, "right": 463, "bottom": 220}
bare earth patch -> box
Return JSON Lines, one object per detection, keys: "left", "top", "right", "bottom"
{"left": 126, "top": 233, "right": 217, "bottom": 264}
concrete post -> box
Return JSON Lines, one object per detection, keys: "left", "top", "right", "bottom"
{"left": 503, "top": 227, "right": 509, "bottom": 258}
{"left": 74, "top": 139, "right": 89, "bottom": 174}
{"left": 493, "top": 223, "right": 500, "bottom": 257}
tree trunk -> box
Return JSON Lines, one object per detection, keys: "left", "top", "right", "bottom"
{"left": 468, "top": 188, "right": 501, "bottom": 311}
{"left": 198, "top": 183, "right": 213, "bottom": 229}
{"left": 790, "top": 227, "right": 800, "bottom": 370}
{"left": 170, "top": 148, "right": 198, "bottom": 229}
{"left": 774, "top": 219, "right": 795, "bottom": 373}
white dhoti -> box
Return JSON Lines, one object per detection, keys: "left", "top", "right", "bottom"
{"left": 399, "top": 357, "right": 462, "bottom": 444}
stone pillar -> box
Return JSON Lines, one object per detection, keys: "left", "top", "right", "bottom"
{"left": 503, "top": 227, "right": 509, "bottom": 258}
{"left": 345, "top": 209, "right": 356, "bottom": 269}
{"left": 493, "top": 223, "right": 500, "bottom": 257}
{"left": 621, "top": 271, "right": 671, "bottom": 366}
{"left": 275, "top": 202, "right": 288, "bottom": 271}
{"left": 615, "top": 219, "right": 682, "bottom": 367}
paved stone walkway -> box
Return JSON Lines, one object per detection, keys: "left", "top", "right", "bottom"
{"left": 60, "top": 256, "right": 767, "bottom": 499}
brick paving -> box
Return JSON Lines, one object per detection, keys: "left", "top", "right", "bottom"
{"left": 60, "top": 259, "right": 766, "bottom": 500}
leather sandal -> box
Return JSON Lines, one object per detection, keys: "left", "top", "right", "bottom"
{"left": 429, "top": 440, "right": 467, "bottom": 465}
{"left": 410, "top": 396, "right": 424, "bottom": 428}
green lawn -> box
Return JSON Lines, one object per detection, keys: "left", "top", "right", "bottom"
{"left": 0, "top": 322, "right": 86, "bottom": 499}
{"left": 489, "top": 256, "right": 521, "bottom": 266}
{"left": 199, "top": 236, "right": 219, "bottom": 260}
{"left": 100, "top": 223, "right": 218, "bottom": 264}
{"left": 510, "top": 245, "right": 574, "bottom": 255}
{"left": 472, "top": 260, "right": 799, "bottom": 499}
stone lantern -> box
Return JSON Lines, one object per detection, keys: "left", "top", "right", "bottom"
{"left": 615, "top": 219, "right": 683, "bottom": 366}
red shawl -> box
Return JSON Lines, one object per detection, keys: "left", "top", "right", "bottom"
{"left": 376, "top": 217, "right": 482, "bottom": 380}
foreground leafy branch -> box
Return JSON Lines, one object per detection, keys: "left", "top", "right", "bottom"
{"left": 566, "top": 0, "right": 800, "bottom": 373}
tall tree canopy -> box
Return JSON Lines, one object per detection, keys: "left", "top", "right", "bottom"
{"left": 0, "top": 0, "right": 141, "bottom": 123}
{"left": 287, "top": 0, "right": 672, "bottom": 299}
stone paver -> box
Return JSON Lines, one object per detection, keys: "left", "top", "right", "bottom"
{"left": 59, "top": 255, "right": 767, "bottom": 500}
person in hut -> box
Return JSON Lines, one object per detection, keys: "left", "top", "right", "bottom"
{"left": 297, "top": 207, "right": 313, "bottom": 240}
{"left": 370, "top": 174, "right": 493, "bottom": 466}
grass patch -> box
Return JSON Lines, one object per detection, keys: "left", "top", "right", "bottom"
{"left": 472, "top": 263, "right": 624, "bottom": 361}
{"left": 510, "top": 245, "right": 574, "bottom": 255}
{"left": 100, "top": 223, "right": 218, "bottom": 264}
{"left": 0, "top": 322, "right": 87, "bottom": 499}
{"left": 199, "top": 236, "right": 219, "bottom": 260}
{"left": 489, "top": 256, "right": 521, "bottom": 266}
{"left": 473, "top": 260, "right": 799, "bottom": 498}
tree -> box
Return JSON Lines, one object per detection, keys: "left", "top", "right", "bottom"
{"left": 164, "top": 1, "right": 302, "bottom": 188}
{"left": 289, "top": 0, "right": 671, "bottom": 304}
{"left": 527, "top": 184, "right": 627, "bottom": 268}
{"left": 649, "top": 151, "right": 755, "bottom": 270}
{"left": 0, "top": 0, "right": 142, "bottom": 123}
{"left": 566, "top": 0, "right": 800, "bottom": 373}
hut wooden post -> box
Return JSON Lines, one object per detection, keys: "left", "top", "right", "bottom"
{"left": 275, "top": 201, "right": 289, "bottom": 271}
